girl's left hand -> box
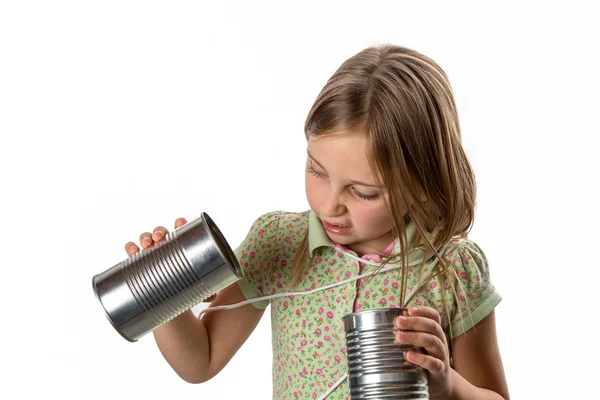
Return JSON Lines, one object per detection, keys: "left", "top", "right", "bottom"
{"left": 394, "top": 306, "right": 453, "bottom": 399}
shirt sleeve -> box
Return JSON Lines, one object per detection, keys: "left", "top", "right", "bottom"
{"left": 234, "top": 211, "right": 282, "bottom": 309}
{"left": 448, "top": 240, "right": 502, "bottom": 338}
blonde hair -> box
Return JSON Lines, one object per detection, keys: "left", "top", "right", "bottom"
{"left": 289, "top": 44, "right": 476, "bottom": 341}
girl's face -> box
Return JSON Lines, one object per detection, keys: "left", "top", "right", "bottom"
{"left": 305, "top": 132, "right": 398, "bottom": 256}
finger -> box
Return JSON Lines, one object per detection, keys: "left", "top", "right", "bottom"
{"left": 125, "top": 241, "right": 140, "bottom": 256}
{"left": 395, "top": 315, "right": 446, "bottom": 343}
{"left": 395, "top": 330, "right": 446, "bottom": 361}
{"left": 139, "top": 232, "right": 153, "bottom": 248}
{"left": 407, "top": 306, "right": 442, "bottom": 325}
{"left": 203, "top": 294, "right": 217, "bottom": 303}
{"left": 175, "top": 218, "right": 187, "bottom": 229}
{"left": 404, "top": 350, "right": 445, "bottom": 375}
{"left": 152, "top": 226, "right": 168, "bottom": 242}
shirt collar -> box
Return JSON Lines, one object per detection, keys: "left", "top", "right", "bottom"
{"left": 308, "top": 209, "right": 430, "bottom": 263}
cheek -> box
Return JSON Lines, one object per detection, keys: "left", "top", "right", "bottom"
{"left": 352, "top": 203, "right": 393, "bottom": 230}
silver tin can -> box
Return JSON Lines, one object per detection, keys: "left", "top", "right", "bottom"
{"left": 343, "top": 308, "right": 429, "bottom": 399}
{"left": 92, "top": 212, "right": 242, "bottom": 342}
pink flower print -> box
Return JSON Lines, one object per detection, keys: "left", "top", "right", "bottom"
{"left": 327, "top": 311, "right": 334, "bottom": 318}
{"left": 290, "top": 295, "right": 294, "bottom": 300}
{"left": 465, "top": 257, "right": 471, "bottom": 264}
{"left": 356, "top": 303, "right": 362, "bottom": 310}
{"left": 341, "top": 348, "right": 347, "bottom": 354}
{"left": 317, "top": 341, "right": 323, "bottom": 348}
{"left": 459, "top": 295, "right": 465, "bottom": 301}
{"left": 274, "top": 256, "right": 279, "bottom": 262}
{"left": 328, "top": 382, "right": 334, "bottom": 388}
{"left": 336, "top": 297, "right": 341, "bottom": 303}
{"left": 325, "top": 326, "right": 330, "bottom": 332}
{"left": 325, "top": 360, "right": 330, "bottom": 366}
{"left": 250, "top": 251, "right": 256, "bottom": 258}
{"left": 296, "top": 332, "right": 299, "bottom": 338}
{"left": 335, "top": 355, "right": 341, "bottom": 362}
{"left": 392, "top": 281, "right": 399, "bottom": 288}
{"left": 324, "top": 335, "right": 331, "bottom": 341}
{"left": 365, "top": 290, "right": 371, "bottom": 296}
{"left": 277, "top": 281, "right": 283, "bottom": 288}
{"left": 315, "top": 328, "right": 322, "bottom": 335}
{"left": 288, "top": 375, "right": 292, "bottom": 381}
{"left": 383, "top": 278, "right": 389, "bottom": 285}
{"left": 316, "top": 368, "right": 323, "bottom": 375}
{"left": 296, "top": 309, "right": 301, "bottom": 316}
{"left": 430, "top": 281, "right": 437, "bottom": 288}
{"left": 460, "top": 271, "right": 467, "bottom": 279}
{"left": 301, "top": 339, "right": 307, "bottom": 346}
{"left": 389, "top": 295, "right": 395, "bottom": 301}
{"left": 294, "top": 392, "right": 298, "bottom": 398}
{"left": 345, "top": 271, "right": 351, "bottom": 278}
{"left": 283, "top": 301, "right": 289, "bottom": 308}
{"left": 313, "top": 393, "right": 317, "bottom": 399}
{"left": 281, "top": 259, "right": 287, "bottom": 266}
{"left": 302, "top": 319, "right": 306, "bottom": 326}
{"left": 380, "top": 298, "right": 387, "bottom": 305}
{"left": 336, "top": 275, "right": 341, "bottom": 281}
{"left": 338, "top": 252, "right": 344, "bottom": 257}
{"left": 415, "top": 298, "right": 423, "bottom": 305}
{"left": 315, "top": 257, "right": 322, "bottom": 264}
{"left": 318, "top": 307, "right": 323, "bottom": 314}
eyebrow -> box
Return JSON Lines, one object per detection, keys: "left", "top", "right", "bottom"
{"left": 307, "top": 150, "right": 384, "bottom": 189}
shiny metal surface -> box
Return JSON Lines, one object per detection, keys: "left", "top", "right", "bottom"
{"left": 93, "top": 213, "right": 242, "bottom": 342}
{"left": 343, "top": 308, "right": 429, "bottom": 399}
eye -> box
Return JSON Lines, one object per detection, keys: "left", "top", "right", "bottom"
{"left": 307, "top": 165, "right": 325, "bottom": 179}
{"left": 352, "top": 188, "right": 379, "bottom": 201}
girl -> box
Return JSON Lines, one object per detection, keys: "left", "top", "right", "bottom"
{"left": 125, "top": 44, "right": 509, "bottom": 399}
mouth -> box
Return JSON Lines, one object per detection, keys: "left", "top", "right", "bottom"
{"left": 322, "top": 220, "right": 352, "bottom": 235}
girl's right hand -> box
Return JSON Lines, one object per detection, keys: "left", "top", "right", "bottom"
{"left": 124, "top": 217, "right": 217, "bottom": 303}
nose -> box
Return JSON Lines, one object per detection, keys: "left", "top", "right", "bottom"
{"left": 322, "top": 191, "right": 346, "bottom": 217}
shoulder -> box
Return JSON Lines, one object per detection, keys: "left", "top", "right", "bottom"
{"left": 443, "top": 239, "right": 491, "bottom": 275}
{"left": 243, "top": 210, "right": 310, "bottom": 243}
{"left": 442, "top": 238, "right": 501, "bottom": 337}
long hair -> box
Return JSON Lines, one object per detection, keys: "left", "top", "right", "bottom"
{"left": 289, "top": 44, "right": 476, "bottom": 338}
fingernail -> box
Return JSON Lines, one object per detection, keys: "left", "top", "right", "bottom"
{"left": 410, "top": 307, "right": 419, "bottom": 313}
{"left": 397, "top": 316, "right": 407, "bottom": 326}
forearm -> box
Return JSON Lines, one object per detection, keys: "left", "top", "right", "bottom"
{"left": 446, "top": 369, "right": 507, "bottom": 400}
{"left": 152, "top": 309, "right": 212, "bottom": 384}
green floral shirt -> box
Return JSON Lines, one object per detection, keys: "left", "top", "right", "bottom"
{"left": 234, "top": 210, "right": 501, "bottom": 400}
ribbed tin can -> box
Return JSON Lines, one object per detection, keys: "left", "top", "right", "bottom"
{"left": 92, "top": 212, "right": 242, "bottom": 342}
{"left": 343, "top": 308, "right": 429, "bottom": 399}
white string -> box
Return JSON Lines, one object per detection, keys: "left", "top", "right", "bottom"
{"left": 317, "top": 372, "right": 348, "bottom": 400}
{"left": 198, "top": 239, "right": 461, "bottom": 319}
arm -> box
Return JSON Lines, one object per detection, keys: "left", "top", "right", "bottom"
{"left": 448, "top": 311, "right": 510, "bottom": 399}
{"left": 152, "top": 281, "right": 265, "bottom": 383}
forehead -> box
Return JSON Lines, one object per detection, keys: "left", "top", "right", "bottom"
{"left": 307, "top": 133, "right": 381, "bottom": 185}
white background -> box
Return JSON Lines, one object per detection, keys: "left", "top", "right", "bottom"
{"left": 1, "top": 1, "right": 598, "bottom": 399}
